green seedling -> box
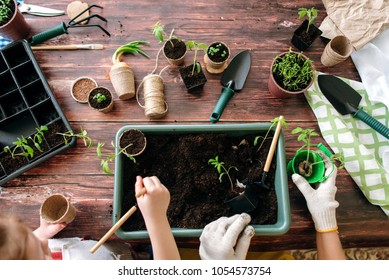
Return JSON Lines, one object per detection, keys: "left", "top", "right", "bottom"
{"left": 111, "top": 41, "right": 150, "bottom": 64}
{"left": 272, "top": 48, "right": 313, "bottom": 91}
{"left": 292, "top": 127, "right": 319, "bottom": 170}
{"left": 97, "top": 142, "right": 136, "bottom": 175}
{"left": 3, "top": 125, "right": 48, "bottom": 158}
{"left": 57, "top": 127, "right": 93, "bottom": 148}
{"left": 254, "top": 116, "right": 288, "bottom": 152}
{"left": 152, "top": 20, "right": 177, "bottom": 47}
{"left": 0, "top": 0, "right": 12, "bottom": 25}
{"left": 93, "top": 93, "right": 107, "bottom": 103}
{"left": 208, "top": 43, "right": 227, "bottom": 57}
{"left": 186, "top": 40, "right": 208, "bottom": 76}
{"left": 298, "top": 7, "right": 318, "bottom": 32}
{"left": 208, "top": 155, "right": 238, "bottom": 191}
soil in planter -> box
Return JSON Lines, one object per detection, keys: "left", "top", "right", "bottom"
{"left": 27, "top": 137, "right": 49, "bottom": 159}
{"left": 120, "top": 129, "right": 146, "bottom": 155}
{"left": 208, "top": 43, "right": 229, "bottom": 63}
{"left": 88, "top": 88, "right": 112, "bottom": 110}
{"left": 164, "top": 38, "right": 186, "bottom": 59}
{"left": 45, "top": 120, "right": 68, "bottom": 148}
{"left": 179, "top": 64, "right": 207, "bottom": 92}
{"left": 120, "top": 132, "right": 278, "bottom": 232}
{"left": 0, "top": 151, "right": 29, "bottom": 174}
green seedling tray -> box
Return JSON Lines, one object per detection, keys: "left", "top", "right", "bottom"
{"left": 0, "top": 40, "right": 75, "bottom": 185}
{"left": 113, "top": 123, "right": 290, "bottom": 239}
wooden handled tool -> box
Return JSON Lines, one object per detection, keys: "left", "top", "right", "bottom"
{"left": 89, "top": 188, "right": 146, "bottom": 254}
{"left": 31, "top": 44, "right": 104, "bottom": 50}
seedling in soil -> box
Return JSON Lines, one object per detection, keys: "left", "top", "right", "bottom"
{"left": 3, "top": 125, "right": 48, "bottom": 158}
{"left": 254, "top": 116, "right": 288, "bottom": 153}
{"left": 186, "top": 40, "right": 208, "bottom": 75}
{"left": 97, "top": 141, "right": 136, "bottom": 175}
{"left": 208, "top": 43, "right": 227, "bottom": 58}
{"left": 298, "top": 7, "right": 318, "bottom": 32}
{"left": 208, "top": 155, "right": 238, "bottom": 191}
{"left": 57, "top": 127, "right": 93, "bottom": 147}
{"left": 292, "top": 127, "right": 319, "bottom": 172}
{"left": 152, "top": 20, "right": 178, "bottom": 47}
{"left": 93, "top": 93, "right": 107, "bottom": 103}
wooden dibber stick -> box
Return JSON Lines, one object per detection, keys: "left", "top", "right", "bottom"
{"left": 89, "top": 188, "right": 147, "bottom": 254}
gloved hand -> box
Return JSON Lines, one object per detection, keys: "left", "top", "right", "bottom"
{"left": 292, "top": 152, "right": 339, "bottom": 232}
{"left": 199, "top": 213, "right": 254, "bottom": 260}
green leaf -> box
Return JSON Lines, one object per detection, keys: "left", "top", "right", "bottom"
{"left": 101, "top": 160, "right": 112, "bottom": 175}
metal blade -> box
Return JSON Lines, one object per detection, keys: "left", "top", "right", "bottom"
{"left": 318, "top": 74, "right": 361, "bottom": 115}
{"left": 19, "top": 3, "right": 65, "bottom": 17}
{"left": 221, "top": 50, "right": 251, "bottom": 91}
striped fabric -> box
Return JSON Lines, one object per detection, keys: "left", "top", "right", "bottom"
{"left": 305, "top": 73, "right": 389, "bottom": 216}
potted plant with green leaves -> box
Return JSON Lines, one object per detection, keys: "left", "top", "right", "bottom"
{"left": 88, "top": 86, "right": 114, "bottom": 113}
{"left": 204, "top": 41, "right": 230, "bottom": 74}
{"left": 179, "top": 40, "right": 208, "bottom": 93}
{"left": 291, "top": 7, "right": 322, "bottom": 51}
{"left": 152, "top": 21, "right": 187, "bottom": 66}
{"left": 109, "top": 41, "right": 150, "bottom": 100}
{"left": 0, "top": 0, "right": 30, "bottom": 41}
{"left": 268, "top": 48, "right": 315, "bottom": 98}
{"left": 287, "top": 127, "right": 344, "bottom": 184}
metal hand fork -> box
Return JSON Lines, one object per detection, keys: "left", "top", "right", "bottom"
{"left": 28, "top": 4, "right": 110, "bottom": 46}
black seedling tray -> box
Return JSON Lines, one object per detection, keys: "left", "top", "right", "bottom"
{"left": 0, "top": 40, "right": 76, "bottom": 185}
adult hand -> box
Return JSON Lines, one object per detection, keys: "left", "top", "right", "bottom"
{"left": 292, "top": 152, "right": 339, "bottom": 232}
{"left": 199, "top": 213, "right": 254, "bottom": 260}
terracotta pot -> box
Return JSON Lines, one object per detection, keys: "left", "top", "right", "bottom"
{"left": 204, "top": 41, "right": 230, "bottom": 74}
{"left": 268, "top": 51, "right": 315, "bottom": 99}
{"left": 0, "top": 0, "right": 30, "bottom": 41}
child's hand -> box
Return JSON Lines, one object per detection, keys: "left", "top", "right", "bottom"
{"left": 33, "top": 217, "right": 67, "bottom": 240}
{"left": 135, "top": 176, "right": 170, "bottom": 222}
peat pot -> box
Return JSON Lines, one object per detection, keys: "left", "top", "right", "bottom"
{"left": 113, "top": 123, "right": 290, "bottom": 239}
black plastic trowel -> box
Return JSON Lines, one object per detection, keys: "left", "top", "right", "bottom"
{"left": 210, "top": 50, "right": 251, "bottom": 123}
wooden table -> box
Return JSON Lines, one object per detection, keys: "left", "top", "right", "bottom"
{"left": 1, "top": 0, "right": 389, "bottom": 253}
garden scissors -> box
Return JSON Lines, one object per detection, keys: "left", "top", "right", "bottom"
{"left": 18, "top": 2, "right": 65, "bottom": 17}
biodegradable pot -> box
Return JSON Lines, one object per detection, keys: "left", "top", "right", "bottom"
{"left": 109, "top": 62, "right": 135, "bottom": 100}
{"left": 163, "top": 38, "right": 187, "bottom": 66}
{"left": 179, "top": 62, "right": 207, "bottom": 93}
{"left": 321, "top": 35, "right": 353, "bottom": 67}
{"left": 40, "top": 194, "right": 77, "bottom": 224}
{"left": 204, "top": 41, "right": 230, "bottom": 74}
{"left": 88, "top": 86, "right": 114, "bottom": 113}
{"left": 0, "top": 0, "right": 30, "bottom": 41}
{"left": 119, "top": 128, "right": 147, "bottom": 156}
{"left": 291, "top": 19, "right": 322, "bottom": 51}
{"left": 71, "top": 76, "right": 97, "bottom": 103}
{"left": 287, "top": 150, "right": 326, "bottom": 184}
{"left": 268, "top": 51, "right": 315, "bottom": 99}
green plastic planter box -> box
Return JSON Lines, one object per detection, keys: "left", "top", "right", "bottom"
{"left": 113, "top": 123, "right": 290, "bottom": 239}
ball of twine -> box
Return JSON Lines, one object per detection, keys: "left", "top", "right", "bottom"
{"left": 136, "top": 74, "right": 168, "bottom": 119}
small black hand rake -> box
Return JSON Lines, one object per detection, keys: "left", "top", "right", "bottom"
{"left": 28, "top": 4, "right": 110, "bottom": 46}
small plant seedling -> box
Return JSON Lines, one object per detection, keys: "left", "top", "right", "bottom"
{"left": 97, "top": 141, "right": 136, "bottom": 175}
{"left": 208, "top": 43, "right": 227, "bottom": 57}
{"left": 3, "top": 125, "right": 48, "bottom": 159}
{"left": 0, "top": 0, "right": 12, "bottom": 25}
{"left": 57, "top": 127, "right": 93, "bottom": 148}
{"left": 111, "top": 41, "right": 150, "bottom": 64}
{"left": 93, "top": 93, "right": 107, "bottom": 103}
{"left": 152, "top": 20, "right": 177, "bottom": 47}
{"left": 272, "top": 48, "right": 313, "bottom": 91}
{"left": 254, "top": 116, "right": 288, "bottom": 153}
{"left": 298, "top": 7, "right": 318, "bottom": 32}
{"left": 186, "top": 40, "right": 208, "bottom": 76}
{"left": 292, "top": 127, "right": 319, "bottom": 170}
{"left": 208, "top": 155, "right": 238, "bottom": 191}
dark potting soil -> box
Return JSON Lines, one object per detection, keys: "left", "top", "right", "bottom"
{"left": 0, "top": 151, "right": 29, "bottom": 174}
{"left": 208, "top": 42, "right": 229, "bottom": 63}
{"left": 179, "top": 64, "right": 207, "bottom": 92}
{"left": 45, "top": 120, "right": 68, "bottom": 148}
{"left": 120, "top": 132, "right": 278, "bottom": 232}
{"left": 120, "top": 129, "right": 146, "bottom": 155}
{"left": 164, "top": 38, "right": 186, "bottom": 59}
{"left": 88, "top": 88, "right": 112, "bottom": 110}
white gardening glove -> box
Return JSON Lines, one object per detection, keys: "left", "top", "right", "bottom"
{"left": 292, "top": 152, "right": 339, "bottom": 232}
{"left": 199, "top": 213, "right": 254, "bottom": 260}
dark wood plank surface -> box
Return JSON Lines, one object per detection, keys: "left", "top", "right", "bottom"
{"left": 1, "top": 0, "right": 389, "bottom": 252}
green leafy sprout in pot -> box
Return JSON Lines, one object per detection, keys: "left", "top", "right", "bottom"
{"left": 93, "top": 93, "right": 107, "bottom": 103}
{"left": 298, "top": 7, "right": 318, "bottom": 32}
{"left": 208, "top": 43, "right": 227, "bottom": 57}
{"left": 97, "top": 141, "right": 136, "bottom": 175}
{"left": 3, "top": 125, "right": 48, "bottom": 159}
{"left": 186, "top": 40, "right": 208, "bottom": 76}
{"left": 272, "top": 48, "right": 314, "bottom": 92}
{"left": 0, "top": 0, "right": 12, "bottom": 25}
{"left": 254, "top": 116, "right": 288, "bottom": 153}
{"left": 152, "top": 20, "right": 178, "bottom": 47}
{"left": 208, "top": 155, "right": 238, "bottom": 191}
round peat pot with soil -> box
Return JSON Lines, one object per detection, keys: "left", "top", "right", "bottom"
{"left": 71, "top": 76, "right": 98, "bottom": 103}
{"left": 119, "top": 129, "right": 147, "bottom": 157}
{"left": 88, "top": 86, "right": 114, "bottom": 113}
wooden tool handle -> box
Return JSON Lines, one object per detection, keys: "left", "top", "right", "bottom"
{"left": 32, "top": 45, "right": 78, "bottom": 50}
{"left": 89, "top": 205, "right": 138, "bottom": 254}
{"left": 264, "top": 116, "right": 283, "bottom": 172}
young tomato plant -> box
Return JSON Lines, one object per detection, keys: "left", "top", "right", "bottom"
{"left": 57, "top": 127, "right": 93, "bottom": 147}
{"left": 93, "top": 93, "right": 107, "bottom": 103}
{"left": 186, "top": 40, "right": 208, "bottom": 76}
{"left": 97, "top": 142, "right": 136, "bottom": 175}
{"left": 298, "top": 7, "right": 318, "bottom": 32}
{"left": 254, "top": 116, "right": 288, "bottom": 153}
{"left": 208, "top": 155, "right": 238, "bottom": 191}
